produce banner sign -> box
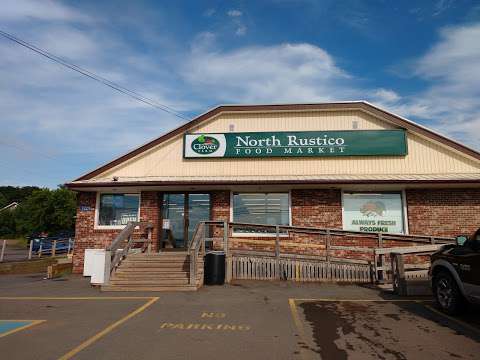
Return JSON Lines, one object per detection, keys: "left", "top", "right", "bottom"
{"left": 343, "top": 193, "right": 405, "bottom": 234}
{"left": 183, "top": 130, "right": 407, "bottom": 158}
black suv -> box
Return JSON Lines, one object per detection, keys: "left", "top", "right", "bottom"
{"left": 430, "top": 229, "right": 480, "bottom": 314}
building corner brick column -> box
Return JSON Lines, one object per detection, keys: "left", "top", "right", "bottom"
{"left": 211, "top": 191, "right": 230, "bottom": 222}
{"left": 139, "top": 191, "right": 160, "bottom": 252}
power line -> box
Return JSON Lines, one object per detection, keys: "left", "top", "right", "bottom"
{"left": 0, "top": 29, "right": 190, "bottom": 121}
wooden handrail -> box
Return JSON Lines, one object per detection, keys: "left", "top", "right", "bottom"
{"left": 225, "top": 221, "right": 454, "bottom": 243}
{"left": 194, "top": 220, "right": 455, "bottom": 285}
{"left": 108, "top": 221, "right": 153, "bottom": 273}
{"left": 189, "top": 222, "right": 205, "bottom": 285}
{"left": 107, "top": 222, "right": 139, "bottom": 252}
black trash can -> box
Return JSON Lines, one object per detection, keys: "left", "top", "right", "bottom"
{"left": 204, "top": 251, "right": 225, "bottom": 285}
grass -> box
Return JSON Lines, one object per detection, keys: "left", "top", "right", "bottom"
{"left": 0, "top": 237, "right": 28, "bottom": 248}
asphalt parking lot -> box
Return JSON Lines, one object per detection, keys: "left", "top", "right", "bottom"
{"left": 0, "top": 274, "right": 479, "bottom": 360}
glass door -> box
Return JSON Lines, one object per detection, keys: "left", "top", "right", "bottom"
{"left": 161, "top": 193, "right": 186, "bottom": 249}
{"left": 188, "top": 193, "right": 211, "bottom": 242}
{"left": 161, "top": 193, "right": 210, "bottom": 250}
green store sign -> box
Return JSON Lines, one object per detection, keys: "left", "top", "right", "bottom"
{"left": 184, "top": 130, "right": 407, "bottom": 158}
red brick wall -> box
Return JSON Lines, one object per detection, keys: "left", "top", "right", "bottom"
{"left": 211, "top": 191, "right": 230, "bottom": 222}
{"left": 72, "top": 188, "right": 479, "bottom": 273}
{"left": 406, "top": 188, "right": 480, "bottom": 237}
{"left": 291, "top": 189, "right": 342, "bottom": 228}
{"left": 139, "top": 191, "right": 160, "bottom": 252}
{"left": 72, "top": 192, "right": 160, "bottom": 273}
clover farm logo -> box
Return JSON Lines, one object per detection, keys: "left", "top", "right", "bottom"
{"left": 191, "top": 134, "right": 220, "bottom": 155}
{"left": 360, "top": 201, "right": 386, "bottom": 217}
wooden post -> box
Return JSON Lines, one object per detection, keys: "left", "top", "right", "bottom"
{"left": 223, "top": 221, "right": 228, "bottom": 254}
{"left": 52, "top": 240, "right": 57, "bottom": 257}
{"left": 0, "top": 240, "right": 6, "bottom": 262}
{"left": 392, "top": 253, "right": 407, "bottom": 296}
{"left": 28, "top": 240, "right": 33, "bottom": 260}
{"left": 38, "top": 243, "right": 43, "bottom": 258}
{"left": 368, "top": 260, "right": 374, "bottom": 283}
{"left": 377, "top": 233, "right": 384, "bottom": 283}
{"left": 325, "top": 230, "right": 331, "bottom": 281}
{"left": 147, "top": 227, "right": 152, "bottom": 253}
{"left": 224, "top": 221, "right": 232, "bottom": 283}
{"left": 325, "top": 229, "right": 331, "bottom": 263}
{"left": 67, "top": 239, "right": 71, "bottom": 255}
{"left": 201, "top": 224, "right": 206, "bottom": 254}
{"left": 275, "top": 225, "right": 280, "bottom": 280}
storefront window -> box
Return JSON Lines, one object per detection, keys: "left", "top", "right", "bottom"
{"left": 232, "top": 193, "right": 289, "bottom": 234}
{"left": 343, "top": 192, "right": 405, "bottom": 234}
{"left": 98, "top": 194, "right": 139, "bottom": 226}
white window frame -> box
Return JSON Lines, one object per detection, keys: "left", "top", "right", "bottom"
{"left": 341, "top": 189, "right": 409, "bottom": 235}
{"left": 230, "top": 190, "right": 292, "bottom": 237}
{"left": 94, "top": 192, "right": 141, "bottom": 230}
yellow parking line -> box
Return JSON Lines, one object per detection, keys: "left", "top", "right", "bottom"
{"left": 288, "top": 299, "right": 315, "bottom": 360}
{"left": 58, "top": 297, "right": 159, "bottom": 360}
{"left": 0, "top": 320, "right": 46, "bottom": 338}
{"left": 0, "top": 296, "right": 154, "bottom": 300}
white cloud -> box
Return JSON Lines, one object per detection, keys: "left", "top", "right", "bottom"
{"left": 0, "top": 0, "right": 90, "bottom": 22}
{"left": 227, "top": 10, "right": 243, "bottom": 17}
{"left": 372, "top": 88, "right": 400, "bottom": 103}
{"left": 433, "top": 0, "right": 454, "bottom": 17}
{"left": 203, "top": 8, "right": 216, "bottom": 17}
{"left": 235, "top": 25, "right": 247, "bottom": 36}
{"left": 182, "top": 42, "right": 354, "bottom": 103}
{"left": 386, "top": 23, "right": 480, "bottom": 149}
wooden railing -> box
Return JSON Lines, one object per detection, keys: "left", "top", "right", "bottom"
{"left": 107, "top": 221, "right": 154, "bottom": 273}
{"left": 188, "top": 222, "right": 204, "bottom": 286}
{"left": 225, "top": 222, "right": 454, "bottom": 283}
{"left": 187, "top": 221, "right": 229, "bottom": 285}
{"left": 189, "top": 221, "right": 455, "bottom": 285}
{"left": 388, "top": 245, "right": 448, "bottom": 295}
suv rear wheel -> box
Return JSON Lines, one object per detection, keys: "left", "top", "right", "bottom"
{"left": 433, "top": 270, "right": 465, "bottom": 315}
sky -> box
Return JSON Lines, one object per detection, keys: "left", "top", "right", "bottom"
{"left": 1, "top": 0, "right": 480, "bottom": 188}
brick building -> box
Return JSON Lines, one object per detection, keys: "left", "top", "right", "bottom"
{"left": 66, "top": 102, "right": 480, "bottom": 274}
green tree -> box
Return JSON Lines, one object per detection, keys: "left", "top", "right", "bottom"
{"left": 0, "top": 193, "right": 7, "bottom": 208}
{"left": 14, "top": 188, "right": 77, "bottom": 235}
{"left": 0, "top": 186, "right": 40, "bottom": 205}
{"left": 48, "top": 188, "right": 77, "bottom": 232}
{"left": 0, "top": 209, "right": 16, "bottom": 237}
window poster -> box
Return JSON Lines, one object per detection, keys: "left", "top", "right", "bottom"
{"left": 343, "top": 193, "right": 405, "bottom": 234}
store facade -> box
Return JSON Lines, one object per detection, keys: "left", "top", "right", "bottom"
{"left": 67, "top": 102, "right": 480, "bottom": 273}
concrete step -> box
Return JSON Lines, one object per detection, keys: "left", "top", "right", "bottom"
{"left": 125, "top": 257, "right": 190, "bottom": 262}
{"left": 101, "top": 285, "right": 198, "bottom": 292}
{"left": 123, "top": 258, "right": 190, "bottom": 263}
{"left": 114, "top": 268, "right": 191, "bottom": 274}
{"left": 120, "top": 262, "right": 189, "bottom": 268}
{"left": 109, "top": 278, "right": 191, "bottom": 285}
{"left": 112, "top": 273, "right": 190, "bottom": 280}
{"left": 128, "top": 253, "right": 189, "bottom": 259}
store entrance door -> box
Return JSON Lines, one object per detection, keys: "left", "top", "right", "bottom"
{"left": 160, "top": 193, "right": 211, "bottom": 250}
